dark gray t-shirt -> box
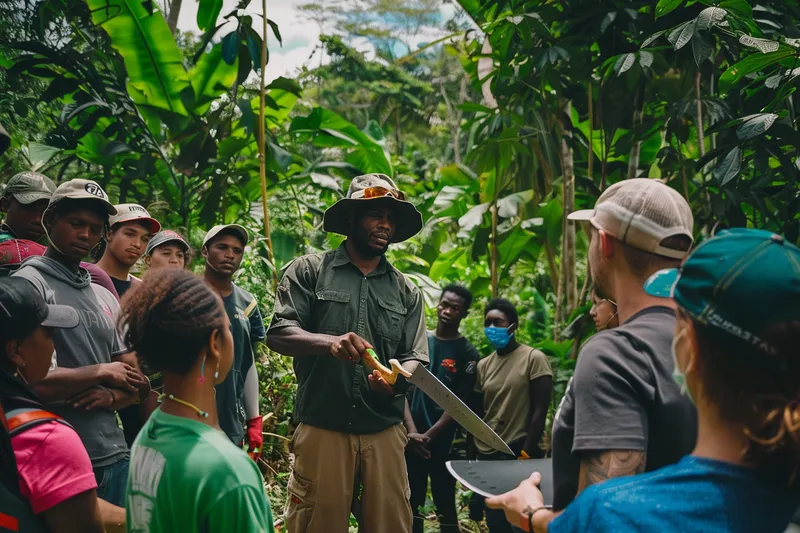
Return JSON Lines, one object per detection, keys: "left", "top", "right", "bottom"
{"left": 551, "top": 306, "right": 697, "bottom": 511}
{"left": 13, "top": 257, "right": 128, "bottom": 467}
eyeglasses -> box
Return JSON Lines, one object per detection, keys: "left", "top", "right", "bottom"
{"left": 362, "top": 186, "right": 405, "bottom": 201}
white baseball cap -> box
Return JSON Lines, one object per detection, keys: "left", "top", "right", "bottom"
{"left": 568, "top": 178, "right": 694, "bottom": 259}
{"left": 109, "top": 203, "right": 161, "bottom": 234}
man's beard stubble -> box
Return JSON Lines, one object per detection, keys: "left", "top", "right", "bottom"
{"left": 351, "top": 230, "right": 388, "bottom": 259}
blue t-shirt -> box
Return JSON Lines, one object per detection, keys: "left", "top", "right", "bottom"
{"left": 550, "top": 456, "right": 799, "bottom": 533}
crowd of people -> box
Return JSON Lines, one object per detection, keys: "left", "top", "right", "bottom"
{"left": 1, "top": 138, "right": 799, "bottom": 533}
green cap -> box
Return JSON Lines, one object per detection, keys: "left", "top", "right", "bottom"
{"left": 4, "top": 171, "right": 56, "bottom": 204}
{"left": 644, "top": 228, "right": 800, "bottom": 357}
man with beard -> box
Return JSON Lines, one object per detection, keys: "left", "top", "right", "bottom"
{"left": 201, "top": 224, "right": 264, "bottom": 461}
{"left": 12, "top": 179, "right": 149, "bottom": 507}
{"left": 267, "top": 174, "right": 429, "bottom": 533}
{"left": 487, "top": 179, "right": 699, "bottom": 532}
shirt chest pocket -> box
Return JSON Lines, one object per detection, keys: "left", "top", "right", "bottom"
{"left": 314, "top": 290, "right": 351, "bottom": 335}
{"left": 377, "top": 297, "right": 406, "bottom": 342}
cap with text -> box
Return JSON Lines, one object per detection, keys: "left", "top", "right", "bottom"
{"left": 146, "top": 230, "right": 190, "bottom": 256}
{"left": 47, "top": 179, "right": 116, "bottom": 216}
{"left": 568, "top": 178, "right": 694, "bottom": 259}
{"left": 3, "top": 171, "right": 56, "bottom": 205}
{"left": 109, "top": 203, "right": 161, "bottom": 234}
{"left": 644, "top": 228, "right": 800, "bottom": 360}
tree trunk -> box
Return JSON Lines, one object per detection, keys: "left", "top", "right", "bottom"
{"left": 627, "top": 88, "right": 643, "bottom": 179}
{"left": 166, "top": 0, "right": 182, "bottom": 35}
{"left": 490, "top": 164, "right": 500, "bottom": 298}
{"left": 258, "top": 0, "right": 278, "bottom": 292}
{"left": 560, "top": 101, "right": 578, "bottom": 316}
{"left": 587, "top": 82, "right": 594, "bottom": 181}
{"left": 695, "top": 71, "right": 705, "bottom": 157}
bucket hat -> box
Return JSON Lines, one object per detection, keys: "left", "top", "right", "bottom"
{"left": 323, "top": 174, "right": 423, "bottom": 243}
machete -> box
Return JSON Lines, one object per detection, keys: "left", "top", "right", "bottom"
{"left": 363, "top": 349, "right": 514, "bottom": 456}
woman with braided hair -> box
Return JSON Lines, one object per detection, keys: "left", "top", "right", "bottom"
{"left": 119, "top": 268, "right": 274, "bottom": 533}
{"left": 487, "top": 229, "right": 800, "bottom": 533}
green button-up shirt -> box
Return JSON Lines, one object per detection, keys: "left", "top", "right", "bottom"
{"left": 268, "top": 244, "right": 429, "bottom": 434}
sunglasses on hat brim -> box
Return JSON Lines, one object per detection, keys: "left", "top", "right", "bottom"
{"left": 362, "top": 186, "right": 406, "bottom": 201}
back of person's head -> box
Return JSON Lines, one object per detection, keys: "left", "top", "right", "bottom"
{"left": 485, "top": 298, "right": 518, "bottom": 325}
{"left": 119, "top": 269, "right": 225, "bottom": 375}
{"left": 570, "top": 179, "right": 694, "bottom": 281}
{"left": 441, "top": 284, "right": 473, "bottom": 310}
{"left": 645, "top": 228, "right": 800, "bottom": 487}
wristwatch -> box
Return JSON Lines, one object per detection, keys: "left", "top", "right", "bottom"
{"left": 520, "top": 505, "right": 552, "bottom": 533}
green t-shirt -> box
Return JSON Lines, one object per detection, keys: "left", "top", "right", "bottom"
{"left": 126, "top": 409, "right": 274, "bottom": 533}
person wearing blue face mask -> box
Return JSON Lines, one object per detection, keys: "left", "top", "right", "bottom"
{"left": 468, "top": 298, "right": 553, "bottom": 533}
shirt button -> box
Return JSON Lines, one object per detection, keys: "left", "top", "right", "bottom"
{"left": 351, "top": 404, "right": 356, "bottom": 408}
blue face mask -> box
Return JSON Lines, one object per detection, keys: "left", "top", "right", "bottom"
{"left": 485, "top": 326, "right": 514, "bottom": 349}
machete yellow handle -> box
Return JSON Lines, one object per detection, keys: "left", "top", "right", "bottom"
{"left": 363, "top": 348, "right": 411, "bottom": 385}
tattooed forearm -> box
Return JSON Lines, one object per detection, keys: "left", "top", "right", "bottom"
{"left": 578, "top": 450, "right": 646, "bottom": 493}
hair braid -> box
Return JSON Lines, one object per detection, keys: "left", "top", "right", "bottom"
{"left": 119, "top": 269, "right": 225, "bottom": 375}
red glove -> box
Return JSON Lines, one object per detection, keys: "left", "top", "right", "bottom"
{"left": 246, "top": 417, "right": 263, "bottom": 462}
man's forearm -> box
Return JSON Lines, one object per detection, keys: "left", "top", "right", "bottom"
{"left": 403, "top": 397, "right": 418, "bottom": 434}
{"left": 266, "top": 327, "right": 336, "bottom": 357}
{"left": 425, "top": 412, "right": 454, "bottom": 441}
{"left": 533, "top": 509, "right": 561, "bottom": 533}
{"left": 33, "top": 366, "right": 108, "bottom": 401}
{"left": 523, "top": 405, "right": 548, "bottom": 457}
{"left": 108, "top": 387, "right": 139, "bottom": 410}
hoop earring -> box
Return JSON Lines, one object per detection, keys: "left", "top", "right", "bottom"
{"left": 199, "top": 356, "right": 206, "bottom": 384}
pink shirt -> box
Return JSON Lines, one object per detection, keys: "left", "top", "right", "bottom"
{"left": 11, "top": 420, "right": 98, "bottom": 513}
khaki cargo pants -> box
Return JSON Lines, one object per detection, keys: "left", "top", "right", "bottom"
{"left": 285, "top": 423, "right": 412, "bottom": 533}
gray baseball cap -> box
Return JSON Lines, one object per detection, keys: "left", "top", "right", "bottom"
{"left": 202, "top": 224, "right": 248, "bottom": 249}
{"left": 46, "top": 179, "right": 117, "bottom": 216}
{"left": 4, "top": 171, "right": 56, "bottom": 205}
{"left": 146, "top": 229, "right": 190, "bottom": 256}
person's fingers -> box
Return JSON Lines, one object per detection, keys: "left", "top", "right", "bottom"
{"left": 73, "top": 393, "right": 97, "bottom": 408}
{"left": 530, "top": 472, "right": 542, "bottom": 486}
{"left": 349, "top": 334, "right": 366, "bottom": 354}
{"left": 85, "top": 398, "right": 105, "bottom": 410}
{"left": 484, "top": 494, "right": 504, "bottom": 508}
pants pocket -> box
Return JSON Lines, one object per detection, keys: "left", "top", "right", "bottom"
{"left": 285, "top": 470, "right": 315, "bottom": 533}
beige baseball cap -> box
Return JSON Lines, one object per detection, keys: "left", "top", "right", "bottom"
{"left": 47, "top": 179, "right": 117, "bottom": 215}
{"left": 202, "top": 224, "right": 248, "bottom": 249}
{"left": 567, "top": 178, "right": 694, "bottom": 259}
{"left": 4, "top": 171, "right": 56, "bottom": 204}
{"left": 109, "top": 203, "right": 161, "bottom": 233}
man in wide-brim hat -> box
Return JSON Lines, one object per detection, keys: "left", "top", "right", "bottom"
{"left": 268, "top": 173, "right": 429, "bottom": 533}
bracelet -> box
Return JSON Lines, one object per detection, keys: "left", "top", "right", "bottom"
{"left": 521, "top": 505, "right": 552, "bottom": 533}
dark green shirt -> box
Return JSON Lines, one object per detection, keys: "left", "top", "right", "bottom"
{"left": 268, "top": 244, "right": 429, "bottom": 434}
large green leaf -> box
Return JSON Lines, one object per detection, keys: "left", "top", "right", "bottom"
{"left": 736, "top": 113, "right": 778, "bottom": 140}
{"left": 429, "top": 247, "right": 467, "bottom": 281}
{"left": 290, "top": 108, "right": 392, "bottom": 175}
{"left": 188, "top": 43, "right": 237, "bottom": 115}
{"left": 714, "top": 146, "right": 742, "bottom": 185}
{"left": 197, "top": 0, "right": 223, "bottom": 31}
{"left": 86, "top": 0, "right": 189, "bottom": 116}
{"left": 719, "top": 47, "right": 797, "bottom": 92}
{"left": 656, "top": 0, "right": 683, "bottom": 19}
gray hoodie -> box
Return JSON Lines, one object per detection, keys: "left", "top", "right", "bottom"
{"left": 13, "top": 256, "right": 128, "bottom": 467}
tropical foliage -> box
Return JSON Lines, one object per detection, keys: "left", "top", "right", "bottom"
{"left": 2, "top": 0, "right": 800, "bottom": 529}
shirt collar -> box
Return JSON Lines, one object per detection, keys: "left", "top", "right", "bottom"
{"left": 332, "top": 242, "right": 389, "bottom": 276}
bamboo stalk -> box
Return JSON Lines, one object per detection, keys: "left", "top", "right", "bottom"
{"left": 259, "top": 0, "right": 278, "bottom": 292}
{"left": 695, "top": 71, "right": 705, "bottom": 157}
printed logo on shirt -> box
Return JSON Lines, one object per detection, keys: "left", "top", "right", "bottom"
{"left": 101, "top": 303, "right": 113, "bottom": 319}
{"left": 441, "top": 358, "right": 457, "bottom": 373}
{"left": 128, "top": 445, "right": 166, "bottom": 531}
{"left": 465, "top": 361, "right": 477, "bottom": 375}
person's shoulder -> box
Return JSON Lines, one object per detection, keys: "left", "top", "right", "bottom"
{"left": 12, "top": 419, "right": 91, "bottom": 469}
{"left": 231, "top": 282, "right": 257, "bottom": 304}
{"left": 519, "top": 343, "right": 547, "bottom": 360}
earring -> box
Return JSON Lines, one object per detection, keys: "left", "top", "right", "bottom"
{"left": 199, "top": 356, "right": 206, "bottom": 384}
{"left": 214, "top": 361, "right": 220, "bottom": 382}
